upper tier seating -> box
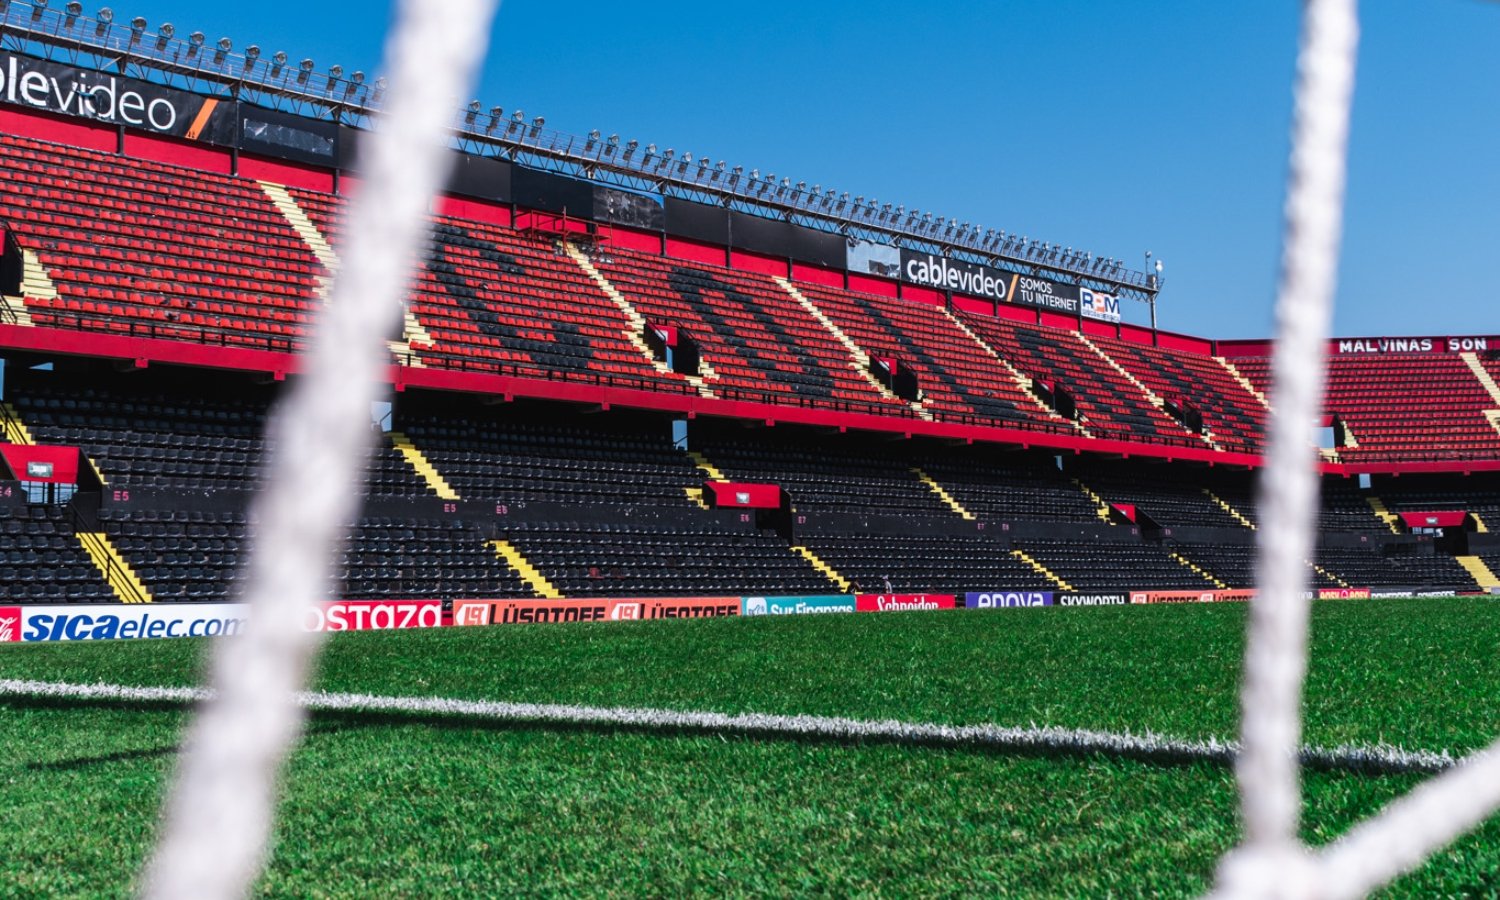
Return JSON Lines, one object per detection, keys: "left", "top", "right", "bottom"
{"left": 4, "top": 131, "right": 1496, "bottom": 466}
{"left": 1234, "top": 354, "right": 1500, "bottom": 462}
{"left": 956, "top": 312, "right": 1205, "bottom": 449}
{"left": 594, "top": 250, "right": 904, "bottom": 414}
{"left": 0, "top": 134, "right": 321, "bottom": 347}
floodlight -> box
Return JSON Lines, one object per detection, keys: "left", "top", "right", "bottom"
{"left": 95, "top": 6, "right": 111, "bottom": 23}
{"left": 129, "top": 15, "right": 144, "bottom": 32}
{"left": 216, "top": 36, "right": 231, "bottom": 52}
{"left": 188, "top": 31, "right": 204, "bottom": 48}
{"left": 465, "top": 100, "right": 481, "bottom": 125}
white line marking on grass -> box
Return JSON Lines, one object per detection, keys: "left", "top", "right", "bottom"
{"left": 0, "top": 678, "right": 1458, "bottom": 775}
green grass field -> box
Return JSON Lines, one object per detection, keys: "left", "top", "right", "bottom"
{"left": 3, "top": 597, "right": 1499, "bottom": 896}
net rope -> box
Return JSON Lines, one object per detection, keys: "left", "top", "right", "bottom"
{"left": 139, "top": 1, "right": 498, "bottom": 897}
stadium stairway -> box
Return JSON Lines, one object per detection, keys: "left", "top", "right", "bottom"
{"left": 911, "top": 468, "right": 975, "bottom": 520}
{"left": 259, "top": 180, "right": 434, "bottom": 366}
{"left": 789, "top": 545, "right": 851, "bottom": 592}
{"left": 2, "top": 247, "right": 55, "bottom": 326}
{"left": 489, "top": 539, "right": 564, "bottom": 599}
{"left": 772, "top": 276, "right": 933, "bottom": 421}
{"left": 0, "top": 399, "right": 108, "bottom": 485}
{"left": 1459, "top": 353, "right": 1500, "bottom": 438}
{"left": 1455, "top": 556, "right": 1500, "bottom": 591}
{"left": 76, "top": 531, "right": 154, "bottom": 604}
{"left": 1071, "top": 478, "right": 1115, "bottom": 524}
{"left": 387, "top": 431, "right": 461, "bottom": 500}
{"left": 1365, "top": 496, "right": 1402, "bottom": 534}
{"left": 562, "top": 241, "right": 717, "bottom": 397}
{"left": 1216, "top": 357, "right": 1272, "bottom": 410}
{"left": 1168, "top": 550, "right": 1228, "bottom": 589}
{"left": 1309, "top": 561, "right": 1351, "bottom": 589}
{"left": 939, "top": 308, "right": 1090, "bottom": 436}
{"left": 1204, "top": 489, "right": 1256, "bottom": 529}
{"left": 1076, "top": 334, "right": 1221, "bottom": 451}
{"left": 1010, "top": 549, "right": 1074, "bottom": 591}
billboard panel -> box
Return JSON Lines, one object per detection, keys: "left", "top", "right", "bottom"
{"left": 453, "top": 597, "right": 741, "bottom": 626}
{"left": 854, "top": 593, "right": 957, "bottom": 612}
{"left": 742, "top": 595, "right": 855, "bottom": 616}
{"left": 0, "top": 52, "right": 236, "bottom": 144}
{"left": 964, "top": 591, "right": 1054, "bottom": 608}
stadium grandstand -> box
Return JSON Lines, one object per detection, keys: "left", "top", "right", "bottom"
{"left": 0, "top": 3, "right": 1494, "bottom": 615}
{"left": 9, "top": 0, "right": 1500, "bottom": 896}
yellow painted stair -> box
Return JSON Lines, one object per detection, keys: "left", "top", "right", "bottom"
{"left": 1309, "top": 561, "right": 1350, "bottom": 589}
{"left": 0, "top": 401, "right": 35, "bottom": 445}
{"left": 564, "top": 241, "right": 717, "bottom": 397}
{"left": 1169, "top": 550, "right": 1228, "bottom": 589}
{"left": 77, "top": 533, "right": 153, "bottom": 604}
{"left": 1473, "top": 514, "right": 1489, "bottom": 534}
{"left": 260, "top": 180, "right": 433, "bottom": 365}
{"left": 1365, "top": 496, "right": 1401, "bottom": 534}
{"left": 389, "top": 432, "right": 460, "bottom": 500}
{"left": 1071, "top": 478, "right": 1114, "bottom": 524}
{"left": 686, "top": 450, "right": 725, "bottom": 482}
{"left": 489, "top": 539, "right": 564, "bottom": 599}
{"left": 790, "top": 546, "right": 851, "bottom": 592}
{"left": 2, "top": 402, "right": 107, "bottom": 484}
{"left": 1456, "top": 556, "right": 1500, "bottom": 591}
{"left": 1010, "top": 549, "right": 1074, "bottom": 592}
{"left": 1203, "top": 489, "right": 1256, "bottom": 530}
{"left": 683, "top": 487, "right": 709, "bottom": 510}
{"left": 774, "top": 275, "right": 933, "bottom": 421}
{"left": 912, "top": 467, "right": 974, "bottom": 520}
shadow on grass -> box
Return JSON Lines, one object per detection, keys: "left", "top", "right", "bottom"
{"left": 0, "top": 693, "right": 1448, "bottom": 778}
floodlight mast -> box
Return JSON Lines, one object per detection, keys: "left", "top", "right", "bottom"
{"left": 0, "top": 0, "right": 1161, "bottom": 303}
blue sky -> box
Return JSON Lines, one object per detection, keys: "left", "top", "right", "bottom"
{"left": 104, "top": 1, "right": 1497, "bottom": 339}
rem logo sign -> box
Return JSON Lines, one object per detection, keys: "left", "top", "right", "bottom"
{"left": 1080, "top": 288, "right": 1121, "bottom": 324}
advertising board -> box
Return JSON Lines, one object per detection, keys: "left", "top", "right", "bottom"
{"left": 303, "top": 600, "right": 443, "bottom": 632}
{"left": 742, "top": 595, "right": 855, "bottom": 616}
{"left": 1316, "top": 587, "right": 1372, "bottom": 600}
{"left": 854, "top": 594, "right": 957, "bottom": 612}
{"left": 1129, "top": 589, "right": 1256, "bottom": 605}
{"left": 0, "top": 52, "right": 236, "bottom": 143}
{"left": 893, "top": 251, "right": 1122, "bottom": 321}
{"left": 11, "top": 603, "right": 249, "bottom": 642}
{"left": 964, "top": 591, "right": 1053, "bottom": 609}
{"left": 453, "top": 597, "right": 741, "bottom": 626}
{"left": 1055, "top": 593, "right": 1130, "bottom": 606}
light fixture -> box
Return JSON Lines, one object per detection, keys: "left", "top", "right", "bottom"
{"left": 296, "top": 57, "right": 314, "bottom": 84}
{"left": 529, "top": 116, "right": 544, "bottom": 137}
{"left": 465, "top": 99, "right": 481, "bottom": 125}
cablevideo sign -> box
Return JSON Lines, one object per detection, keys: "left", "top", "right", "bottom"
{"left": 896, "top": 250, "right": 1120, "bottom": 322}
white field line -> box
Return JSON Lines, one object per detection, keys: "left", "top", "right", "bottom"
{"left": 0, "top": 678, "right": 1457, "bottom": 776}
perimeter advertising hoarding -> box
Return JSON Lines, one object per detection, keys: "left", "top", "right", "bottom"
{"left": 854, "top": 594, "right": 957, "bottom": 612}
{"left": 1129, "top": 589, "right": 1256, "bottom": 605}
{"left": 4, "top": 603, "right": 248, "bottom": 642}
{"left": 964, "top": 591, "right": 1054, "bottom": 609}
{"left": 0, "top": 600, "right": 445, "bottom": 642}
{"left": 302, "top": 600, "right": 444, "bottom": 632}
{"left": 895, "top": 250, "right": 1122, "bottom": 323}
{"left": 0, "top": 52, "right": 236, "bottom": 144}
{"left": 742, "top": 595, "right": 856, "bottom": 616}
{"left": 1055, "top": 592, "right": 1129, "bottom": 606}
{"left": 452, "top": 597, "right": 741, "bottom": 626}
{"left": 1316, "top": 588, "right": 1371, "bottom": 600}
